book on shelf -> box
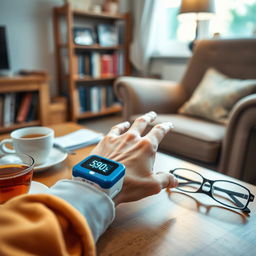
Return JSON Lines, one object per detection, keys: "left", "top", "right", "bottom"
{"left": 1, "top": 93, "right": 16, "bottom": 126}
{"left": 0, "top": 95, "right": 3, "bottom": 126}
{"left": 0, "top": 92, "right": 38, "bottom": 127}
{"left": 91, "top": 52, "right": 101, "bottom": 78}
{"left": 101, "top": 86, "right": 107, "bottom": 109}
{"left": 113, "top": 52, "right": 118, "bottom": 75}
{"left": 26, "top": 93, "right": 38, "bottom": 122}
{"left": 78, "top": 55, "right": 85, "bottom": 77}
{"left": 90, "top": 86, "right": 101, "bottom": 113}
{"left": 78, "top": 86, "right": 90, "bottom": 113}
{"left": 117, "top": 21, "right": 125, "bottom": 45}
{"left": 14, "top": 93, "right": 23, "bottom": 120}
{"left": 16, "top": 92, "right": 33, "bottom": 123}
{"left": 118, "top": 51, "right": 124, "bottom": 75}
{"left": 101, "top": 54, "right": 113, "bottom": 77}
{"left": 84, "top": 53, "right": 92, "bottom": 77}
{"left": 106, "top": 86, "right": 115, "bottom": 107}
{"left": 3, "top": 93, "right": 12, "bottom": 126}
{"left": 76, "top": 85, "right": 118, "bottom": 114}
{"left": 73, "top": 52, "right": 124, "bottom": 79}
{"left": 9, "top": 93, "right": 16, "bottom": 125}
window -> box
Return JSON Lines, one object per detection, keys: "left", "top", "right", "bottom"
{"left": 212, "top": 0, "right": 256, "bottom": 37}
{"left": 153, "top": 0, "right": 256, "bottom": 57}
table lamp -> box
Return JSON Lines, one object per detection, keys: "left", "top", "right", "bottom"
{"left": 178, "top": 0, "right": 215, "bottom": 50}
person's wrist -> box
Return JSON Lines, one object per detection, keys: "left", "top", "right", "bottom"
{"left": 112, "top": 191, "right": 123, "bottom": 206}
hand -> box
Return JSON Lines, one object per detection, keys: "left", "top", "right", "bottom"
{"left": 90, "top": 112, "right": 178, "bottom": 205}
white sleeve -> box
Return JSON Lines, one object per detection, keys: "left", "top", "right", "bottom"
{"left": 49, "top": 179, "right": 115, "bottom": 242}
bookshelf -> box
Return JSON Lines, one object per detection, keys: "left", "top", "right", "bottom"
{"left": 53, "top": 3, "right": 131, "bottom": 121}
{"left": 0, "top": 76, "right": 50, "bottom": 133}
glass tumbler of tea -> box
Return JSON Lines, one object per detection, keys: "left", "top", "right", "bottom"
{"left": 0, "top": 153, "right": 34, "bottom": 204}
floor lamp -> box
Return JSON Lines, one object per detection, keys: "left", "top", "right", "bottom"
{"left": 178, "top": 0, "right": 215, "bottom": 50}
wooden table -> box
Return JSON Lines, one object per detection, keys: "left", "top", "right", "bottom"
{"left": 1, "top": 123, "right": 255, "bottom": 256}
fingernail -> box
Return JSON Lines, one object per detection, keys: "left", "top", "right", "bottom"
{"left": 148, "top": 111, "right": 157, "bottom": 117}
{"left": 124, "top": 121, "right": 130, "bottom": 128}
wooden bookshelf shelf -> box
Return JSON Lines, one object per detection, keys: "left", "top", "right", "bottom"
{"left": 74, "top": 44, "right": 123, "bottom": 51}
{"left": 72, "top": 10, "right": 127, "bottom": 20}
{"left": 63, "top": 75, "right": 117, "bottom": 82}
{"left": 58, "top": 43, "right": 122, "bottom": 51}
{"left": 53, "top": 3, "right": 131, "bottom": 122}
{"left": 0, "top": 120, "right": 40, "bottom": 134}
{"left": 75, "top": 76, "right": 117, "bottom": 82}
{"left": 77, "top": 104, "right": 122, "bottom": 119}
{"left": 56, "top": 7, "right": 126, "bottom": 20}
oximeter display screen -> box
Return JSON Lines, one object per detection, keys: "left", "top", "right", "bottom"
{"left": 81, "top": 156, "right": 118, "bottom": 175}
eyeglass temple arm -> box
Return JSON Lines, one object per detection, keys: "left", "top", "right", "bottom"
{"left": 228, "top": 194, "right": 250, "bottom": 213}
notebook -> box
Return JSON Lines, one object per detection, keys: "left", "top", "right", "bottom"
{"left": 54, "top": 129, "right": 103, "bottom": 150}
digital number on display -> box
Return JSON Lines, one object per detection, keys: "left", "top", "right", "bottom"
{"left": 89, "top": 160, "right": 109, "bottom": 172}
{"left": 81, "top": 156, "right": 118, "bottom": 175}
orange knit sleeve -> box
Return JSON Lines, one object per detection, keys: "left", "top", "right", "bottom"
{"left": 0, "top": 194, "right": 95, "bottom": 256}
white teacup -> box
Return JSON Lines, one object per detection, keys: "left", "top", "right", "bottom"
{"left": 0, "top": 127, "right": 54, "bottom": 165}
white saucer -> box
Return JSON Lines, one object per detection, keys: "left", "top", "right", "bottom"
{"left": 29, "top": 181, "right": 50, "bottom": 194}
{"left": 34, "top": 147, "right": 68, "bottom": 172}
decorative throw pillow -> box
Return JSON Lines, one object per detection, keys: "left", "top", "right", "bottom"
{"left": 178, "top": 68, "right": 256, "bottom": 124}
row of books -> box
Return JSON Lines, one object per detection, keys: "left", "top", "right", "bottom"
{"left": 63, "top": 52, "right": 124, "bottom": 78}
{"left": 75, "top": 86, "right": 118, "bottom": 114}
{"left": 0, "top": 92, "right": 38, "bottom": 127}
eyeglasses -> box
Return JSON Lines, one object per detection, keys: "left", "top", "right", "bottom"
{"left": 169, "top": 168, "right": 255, "bottom": 213}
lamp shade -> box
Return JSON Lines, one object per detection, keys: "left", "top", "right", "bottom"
{"left": 179, "top": 0, "right": 215, "bottom": 20}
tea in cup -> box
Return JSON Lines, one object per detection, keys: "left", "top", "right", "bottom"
{"left": 0, "top": 153, "right": 34, "bottom": 204}
{"left": 0, "top": 127, "right": 54, "bottom": 165}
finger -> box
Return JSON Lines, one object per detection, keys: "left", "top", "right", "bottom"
{"left": 144, "top": 122, "right": 173, "bottom": 146}
{"left": 154, "top": 172, "right": 178, "bottom": 189}
{"left": 128, "top": 111, "right": 157, "bottom": 135}
{"left": 108, "top": 121, "right": 130, "bottom": 137}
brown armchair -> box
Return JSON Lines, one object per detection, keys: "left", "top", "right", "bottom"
{"left": 114, "top": 38, "right": 256, "bottom": 183}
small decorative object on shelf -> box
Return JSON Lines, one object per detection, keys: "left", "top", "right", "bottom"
{"left": 103, "top": 0, "right": 119, "bottom": 14}
{"left": 73, "top": 27, "right": 96, "bottom": 46}
{"left": 90, "top": 4, "right": 102, "bottom": 14}
{"left": 97, "top": 24, "right": 118, "bottom": 46}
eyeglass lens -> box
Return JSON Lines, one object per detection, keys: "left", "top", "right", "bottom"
{"left": 173, "top": 168, "right": 203, "bottom": 192}
{"left": 172, "top": 169, "right": 250, "bottom": 210}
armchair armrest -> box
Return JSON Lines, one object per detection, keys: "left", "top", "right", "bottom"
{"left": 114, "top": 77, "right": 187, "bottom": 121}
{"left": 219, "top": 94, "right": 256, "bottom": 182}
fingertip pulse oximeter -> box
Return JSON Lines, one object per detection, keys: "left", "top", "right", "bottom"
{"left": 72, "top": 155, "right": 125, "bottom": 198}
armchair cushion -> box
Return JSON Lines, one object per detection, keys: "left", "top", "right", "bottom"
{"left": 178, "top": 68, "right": 256, "bottom": 124}
{"left": 131, "top": 114, "right": 225, "bottom": 163}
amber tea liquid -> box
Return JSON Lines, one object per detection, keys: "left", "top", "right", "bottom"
{"left": 0, "top": 164, "right": 33, "bottom": 204}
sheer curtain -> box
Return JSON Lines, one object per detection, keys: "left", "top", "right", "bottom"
{"left": 130, "top": 0, "right": 164, "bottom": 74}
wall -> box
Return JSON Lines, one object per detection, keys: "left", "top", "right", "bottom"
{"left": 0, "top": 0, "right": 187, "bottom": 96}
{"left": 150, "top": 57, "right": 189, "bottom": 82}
{"left": 0, "top": 0, "right": 131, "bottom": 96}
{"left": 0, "top": 0, "right": 63, "bottom": 96}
